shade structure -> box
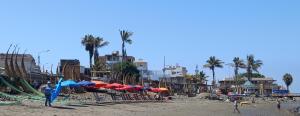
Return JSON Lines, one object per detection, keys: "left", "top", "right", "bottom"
{"left": 133, "top": 85, "right": 144, "bottom": 91}
{"left": 77, "top": 80, "right": 95, "bottom": 87}
{"left": 115, "top": 85, "right": 136, "bottom": 91}
{"left": 242, "top": 80, "right": 256, "bottom": 89}
{"left": 105, "top": 83, "right": 123, "bottom": 89}
{"left": 115, "top": 87, "right": 126, "bottom": 91}
{"left": 61, "top": 80, "right": 80, "bottom": 87}
{"left": 159, "top": 88, "right": 168, "bottom": 91}
{"left": 91, "top": 80, "right": 107, "bottom": 88}
{"left": 150, "top": 88, "right": 161, "bottom": 93}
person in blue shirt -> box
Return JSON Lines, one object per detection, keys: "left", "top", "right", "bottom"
{"left": 44, "top": 81, "right": 53, "bottom": 107}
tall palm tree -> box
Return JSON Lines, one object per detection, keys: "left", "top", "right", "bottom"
{"left": 228, "top": 57, "right": 246, "bottom": 92}
{"left": 119, "top": 30, "right": 133, "bottom": 61}
{"left": 81, "top": 35, "right": 95, "bottom": 69}
{"left": 93, "top": 37, "right": 109, "bottom": 64}
{"left": 246, "top": 55, "right": 263, "bottom": 81}
{"left": 203, "top": 56, "right": 223, "bottom": 87}
{"left": 81, "top": 35, "right": 109, "bottom": 69}
{"left": 283, "top": 73, "right": 293, "bottom": 91}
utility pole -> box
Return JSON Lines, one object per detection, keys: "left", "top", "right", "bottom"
{"left": 38, "top": 49, "right": 50, "bottom": 69}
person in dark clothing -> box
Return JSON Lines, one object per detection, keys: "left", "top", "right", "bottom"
{"left": 44, "top": 81, "right": 53, "bottom": 107}
{"left": 233, "top": 99, "right": 240, "bottom": 113}
{"left": 277, "top": 99, "right": 281, "bottom": 109}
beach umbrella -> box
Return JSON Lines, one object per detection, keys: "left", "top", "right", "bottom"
{"left": 159, "top": 88, "right": 168, "bottom": 91}
{"left": 77, "top": 80, "right": 95, "bottom": 87}
{"left": 60, "top": 80, "right": 80, "bottom": 87}
{"left": 105, "top": 83, "right": 123, "bottom": 89}
{"left": 115, "top": 88, "right": 126, "bottom": 91}
{"left": 133, "top": 85, "right": 144, "bottom": 91}
{"left": 91, "top": 80, "right": 107, "bottom": 88}
{"left": 150, "top": 88, "right": 161, "bottom": 93}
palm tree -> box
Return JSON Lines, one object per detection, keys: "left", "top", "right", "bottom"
{"left": 81, "top": 35, "right": 95, "bottom": 69}
{"left": 198, "top": 71, "right": 208, "bottom": 84}
{"left": 93, "top": 37, "right": 109, "bottom": 64}
{"left": 228, "top": 57, "right": 246, "bottom": 92}
{"left": 283, "top": 73, "right": 293, "bottom": 91}
{"left": 203, "top": 56, "right": 224, "bottom": 87}
{"left": 246, "top": 55, "right": 263, "bottom": 81}
{"left": 119, "top": 30, "right": 133, "bottom": 61}
{"left": 81, "top": 35, "right": 109, "bottom": 69}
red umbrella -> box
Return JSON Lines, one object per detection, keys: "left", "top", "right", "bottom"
{"left": 105, "top": 83, "right": 123, "bottom": 89}
{"left": 115, "top": 87, "right": 126, "bottom": 91}
{"left": 91, "top": 81, "right": 107, "bottom": 88}
{"left": 150, "top": 88, "right": 161, "bottom": 93}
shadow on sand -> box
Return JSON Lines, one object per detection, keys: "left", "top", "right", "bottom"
{"left": 51, "top": 106, "right": 76, "bottom": 110}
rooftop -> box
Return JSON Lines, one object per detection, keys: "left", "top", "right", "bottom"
{"left": 220, "top": 77, "right": 276, "bottom": 82}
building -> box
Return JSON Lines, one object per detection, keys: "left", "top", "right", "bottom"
{"left": 159, "top": 65, "right": 189, "bottom": 94}
{"left": 219, "top": 77, "right": 278, "bottom": 95}
{"left": 98, "top": 51, "right": 135, "bottom": 70}
{"left": 0, "top": 53, "right": 45, "bottom": 83}
{"left": 163, "top": 65, "right": 188, "bottom": 78}
{"left": 134, "top": 59, "right": 149, "bottom": 82}
{"left": 94, "top": 51, "right": 135, "bottom": 81}
{"left": 59, "top": 59, "right": 81, "bottom": 81}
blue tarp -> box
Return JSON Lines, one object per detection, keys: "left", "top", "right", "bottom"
{"left": 60, "top": 80, "right": 80, "bottom": 87}
{"left": 272, "top": 90, "right": 289, "bottom": 94}
{"left": 77, "top": 80, "right": 95, "bottom": 87}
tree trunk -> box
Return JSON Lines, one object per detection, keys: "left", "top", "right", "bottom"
{"left": 235, "top": 67, "right": 238, "bottom": 93}
{"left": 122, "top": 41, "right": 125, "bottom": 61}
{"left": 212, "top": 68, "right": 215, "bottom": 88}
{"left": 89, "top": 53, "right": 93, "bottom": 69}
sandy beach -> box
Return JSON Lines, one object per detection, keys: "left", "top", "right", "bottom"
{"left": 0, "top": 96, "right": 296, "bottom": 116}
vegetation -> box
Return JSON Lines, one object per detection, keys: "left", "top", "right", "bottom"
{"left": 283, "top": 73, "right": 293, "bottom": 91}
{"left": 81, "top": 34, "right": 109, "bottom": 69}
{"left": 193, "top": 71, "right": 208, "bottom": 84}
{"left": 203, "top": 56, "right": 223, "bottom": 87}
{"left": 228, "top": 57, "right": 246, "bottom": 92}
{"left": 112, "top": 62, "right": 140, "bottom": 84}
{"left": 246, "top": 55, "right": 263, "bottom": 81}
{"left": 119, "top": 30, "right": 133, "bottom": 61}
{"left": 238, "top": 73, "right": 265, "bottom": 78}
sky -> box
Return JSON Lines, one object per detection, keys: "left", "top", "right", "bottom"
{"left": 0, "top": 0, "right": 299, "bottom": 92}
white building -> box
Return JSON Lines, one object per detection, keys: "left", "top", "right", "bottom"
{"left": 134, "top": 59, "right": 149, "bottom": 81}
{"left": 163, "top": 65, "right": 187, "bottom": 78}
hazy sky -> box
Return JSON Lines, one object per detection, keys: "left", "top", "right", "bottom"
{"left": 0, "top": 0, "right": 299, "bottom": 92}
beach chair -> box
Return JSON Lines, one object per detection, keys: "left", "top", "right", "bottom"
{"left": 147, "top": 94, "right": 157, "bottom": 102}
{"left": 125, "top": 94, "right": 136, "bottom": 102}
{"left": 133, "top": 94, "right": 143, "bottom": 102}
{"left": 120, "top": 94, "right": 131, "bottom": 103}
{"left": 140, "top": 94, "right": 151, "bottom": 102}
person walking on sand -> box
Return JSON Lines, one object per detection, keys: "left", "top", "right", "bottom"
{"left": 44, "top": 81, "right": 53, "bottom": 107}
{"left": 277, "top": 99, "right": 281, "bottom": 110}
{"left": 233, "top": 99, "right": 240, "bottom": 113}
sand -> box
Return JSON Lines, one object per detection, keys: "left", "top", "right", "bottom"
{"left": 0, "top": 97, "right": 295, "bottom": 116}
